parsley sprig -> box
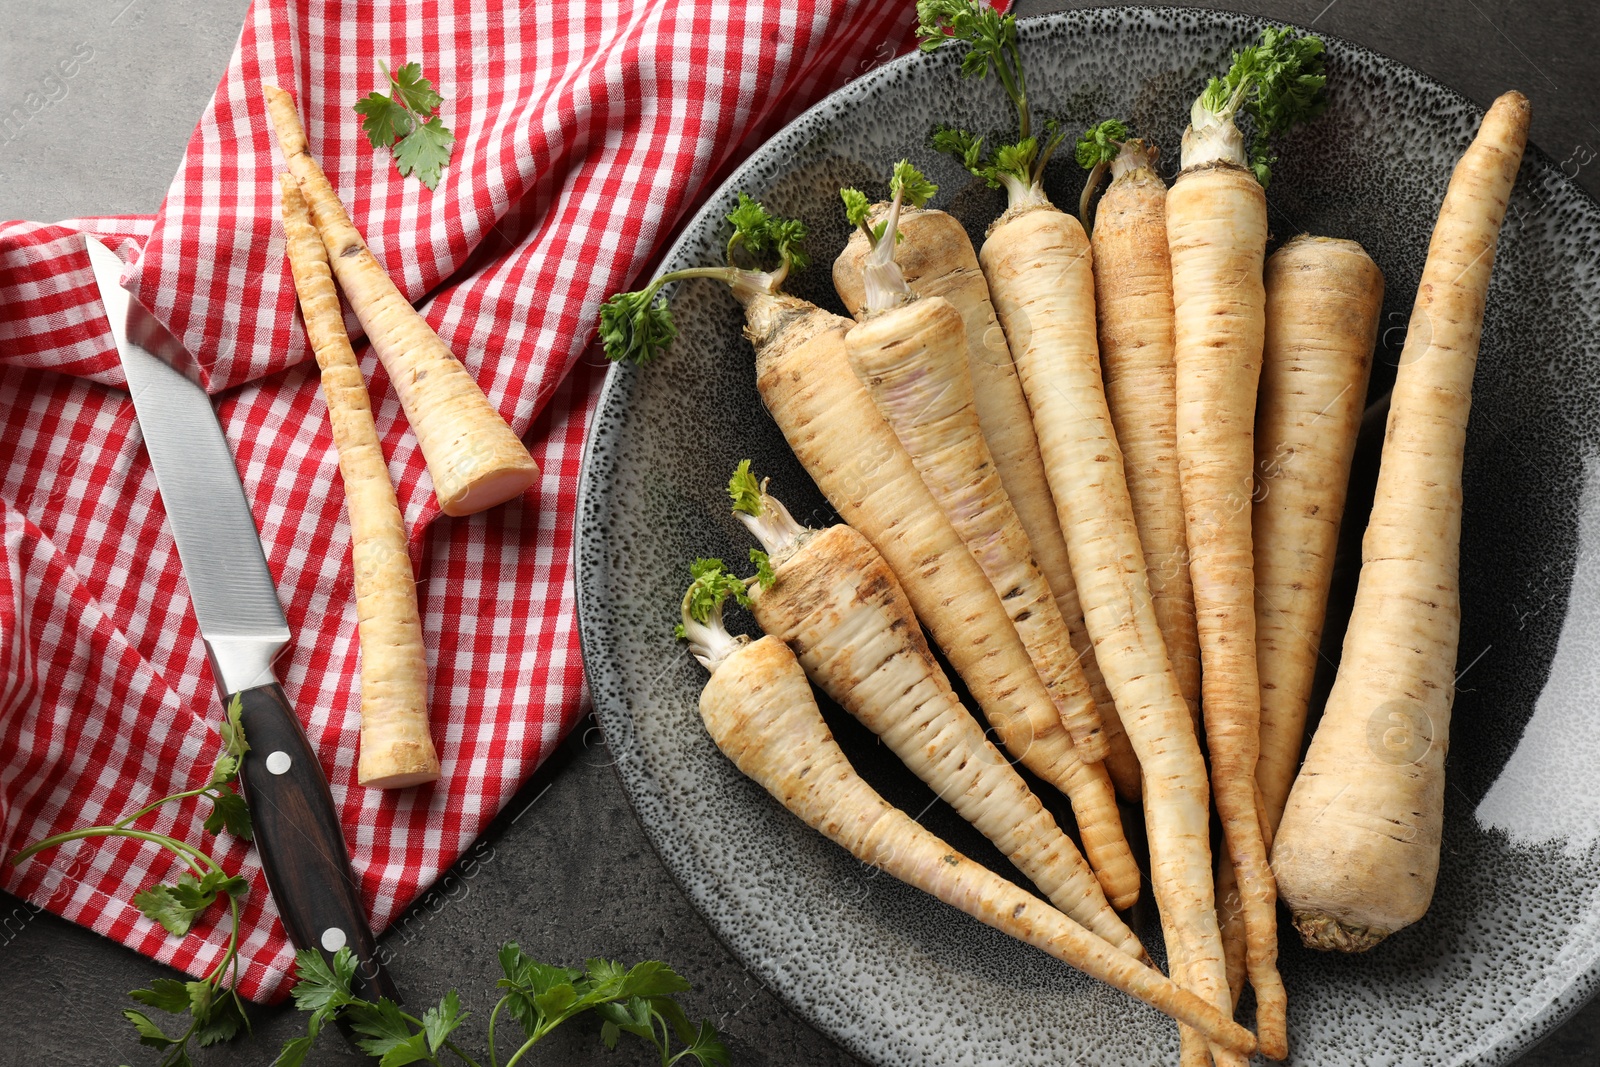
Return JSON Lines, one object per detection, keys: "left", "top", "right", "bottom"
{"left": 276, "top": 945, "right": 729, "bottom": 1067}
{"left": 916, "top": 0, "right": 1031, "bottom": 139}
{"left": 10, "top": 696, "right": 254, "bottom": 1067}
{"left": 1074, "top": 118, "right": 1132, "bottom": 226}
{"left": 598, "top": 193, "right": 810, "bottom": 366}
{"left": 918, "top": 1, "right": 1064, "bottom": 205}
{"left": 840, "top": 159, "right": 938, "bottom": 250}
{"left": 675, "top": 557, "right": 754, "bottom": 642}
{"left": 354, "top": 61, "right": 457, "bottom": 189}
{"left": 1190, "top": 27, "right": 1328, "bottom": 186}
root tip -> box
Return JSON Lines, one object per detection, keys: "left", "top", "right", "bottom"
{"left": 1292, "top": 911, "right": 1388, "bottom": 953}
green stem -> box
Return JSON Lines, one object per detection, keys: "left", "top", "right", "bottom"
{"left": 1006, "top": 40, "right": 1030, "bottom": 140}
{"left": 487, "top": 998, "right": 507, "bottom": 1067}
{"left": 444, "top": 1039, "right": 485, "bottom": 1067}
{"left": 1079, "top": 159, "right": 1108, "bottom": 229}
{"left": 1031, "top": 128, "right": 1066, "bottom": 186}
{"left": 12, "top": 827, "right": 215, "bottom": 876}
{"left": 501, "top": 1028, "right": 546, "bottom": 1067}
{"left": 988, "top": 48, "right": 1027, "bottom": 140}
{"left": 113, "top": 786, "right": 214, "bottom": 831}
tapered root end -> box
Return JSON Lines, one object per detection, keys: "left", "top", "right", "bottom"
{"left": 1109, "top": 888, "right": 1140, "bottom": 914}
{"left": 1292, "top": 911, "right": 1389, "bottom": 953}
{"left": 262, "top": 85, "right": 308, "bottom": 160}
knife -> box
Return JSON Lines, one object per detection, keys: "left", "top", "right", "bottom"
{"left": 85, "top": 236, "right": 397, "bottom": 1003}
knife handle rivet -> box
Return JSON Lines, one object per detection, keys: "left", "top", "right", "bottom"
{"left": 321, "top": 927, "right": 348, "bottom": 952}
{"left": 266, "top": 751, "right": 292, "bottom": 775}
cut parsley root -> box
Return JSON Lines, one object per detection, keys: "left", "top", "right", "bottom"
{"left": 279, "top": 175, "right": 440, "bottom": 790}
{"left": 264, "top": 85, "right": 538, "bottom": 517}
{"left": 832, "top": 190, "right": 1142, "bottom": 804}
{"left": 730, "top": 465, "right": 1142, "bottom": 953}
{"left": 840, "top": 162, "right": 1110, "bottom": 766}
{"left": 1165, "top": 30, "right": 1330, "bottom": 1056}
{"left": 599, "top": 195, "right": 1138, "bottom": 909}
{"left": 922, "top": 5, "right": 1232, "bottom": 1058}
{"left": 678, "top": 562, "right": 1256, "bottom": 1055}
{"left": 1273, "top": 91, "right": 1530, "bottom": 955}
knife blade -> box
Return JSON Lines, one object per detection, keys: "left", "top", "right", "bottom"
{"left": 85, "top": 236, "right": 396, "bottom": 1003}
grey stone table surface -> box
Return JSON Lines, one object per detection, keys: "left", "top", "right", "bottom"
{"left": 1, "top": 1, "right": 1596, "bottom": 1065}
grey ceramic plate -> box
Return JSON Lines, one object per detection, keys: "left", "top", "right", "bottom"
{"left": 575, "top": 7, "right": 1600, "bottom": 1065}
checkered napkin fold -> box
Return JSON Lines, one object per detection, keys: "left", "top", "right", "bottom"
{"left": 0, "top": 0, "right": 924, "bottom": 1001}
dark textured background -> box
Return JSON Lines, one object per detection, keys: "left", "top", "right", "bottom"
{"left": 1, "top": 1, "right": 1596, "bottom": 1064}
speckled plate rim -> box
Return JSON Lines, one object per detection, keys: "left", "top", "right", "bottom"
{"left": 574, "top": 8, "right": 1600, "bottom": 1065}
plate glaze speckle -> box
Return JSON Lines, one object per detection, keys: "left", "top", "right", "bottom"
{"left": 575, "top": 8, "right": 1600, "bottom": 1065}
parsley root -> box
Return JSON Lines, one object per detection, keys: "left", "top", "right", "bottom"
{"left": 1254, "top": 235, "right": 1384, "bottom": 840}
{"left": 1273, "top": 90, "right": 1531, "bottom": 953}
{"left": 731, "top": 466, "right": 1142, "bottom": 952}
{"left": 923, "top": 5, "right": 1233, "bottom": 1057}
{"left": 840, "top": 162, "right": 1109, "bottom": 765}
{"left": 278, "top": 174, "right": 439, "bottom": 789}
{"left": 1078, "top": 129, "right": 1201, "bottom": 734}
{"left": 264, "top": 85, "right": 538, "bottom": 516}
{"left": 832, "top": 195, "right": 1142, "bottom": 801}
{"left": 679, "top": 563, "right": 1256, "bottom": 1055}
{"left": 1164, "top": 29, "right": 1331, "bottom": 1054}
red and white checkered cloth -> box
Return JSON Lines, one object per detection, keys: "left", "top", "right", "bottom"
{"left": 0, "top": 0, "right": 930, "bottom": 1002}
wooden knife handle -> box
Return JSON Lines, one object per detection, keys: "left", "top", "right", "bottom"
{"left": 230, "top": 681, "right": 398, "bottom": 1004}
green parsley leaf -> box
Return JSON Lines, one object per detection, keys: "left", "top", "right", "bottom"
{"left": 992, "top": 138, "right": 1039, "bottom": 185}
{"left": 750, "top": 548, "right": 776, "bottom": 589}
{"left": 129, "top": 978, "right": 192, "bottom": 1016}
{"left": 598, "top": 287, "right": 678, "bottom": 366}
{"left": 594, "top": 997, "right": 654, "bottom": 1042}
{"left": 726, "top": 192, "right": 771, "bottom": 240}
{"left": 353, "top": 60, "right": 456, "bottom": 188}
{"left": 288, "top": 946, "right": 357, "bottom": 1016}
{"left": 890, "top": 160, "right": 937, "bottom": 209}
{"left": 132, "top": 868, "right": 246, "bottom": 936}
{"left": 933, "top": 127, "right": 984, "bottom": 173}
{"left": 272, "top": 1034, "right": 317, "bottom": 1067}
{"left": 679, "top": 1018, "right": 732, "bottom": 1065}
{"left": 1075, "top": 118, "right": 1129, "bottom": 169}
{"left": 685, "top": 558, "right": 751, "bottom": 623}
{"left": 726, "top": 193, "right": 810, "bottom": 274}
{"left": 206, "top": 755, "right": 238, "bottom": 789}
{"left": 394, "top": 117, "right": 455, "bottom": 190}
{"left": 388, "top": 61, "right": 444, "bottom": 116}
{"left": 354, "top": 92, "right": 414, "bottom": 148}
{"left": 728, "top": 460, "right": 764, "bottom": 517}
{"left": 421, "top": 990, "right": 467, "bottom": 1052}
{"left": 347, "top": 997, "right": 418, "bottom": 1060}
{"left": 220, "top": 692, "right": 249, "bottom": 761}
{"left": 841, "top": 187, "right": 872, "bottom": 230}
{"left": 203, "top": 784, "right": 253, "bottom": 841}
{"left": 192, "top": 986, "right": 247, "bottom": 1046}
{"left": 616, "top": 958, "right": 691, "bottom": 999}
{"left": 124, "top": 1009, "right": 177, "bottom": 1048}
{"left": 916, "top": 0, "right": 1012, "bottom": 69}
